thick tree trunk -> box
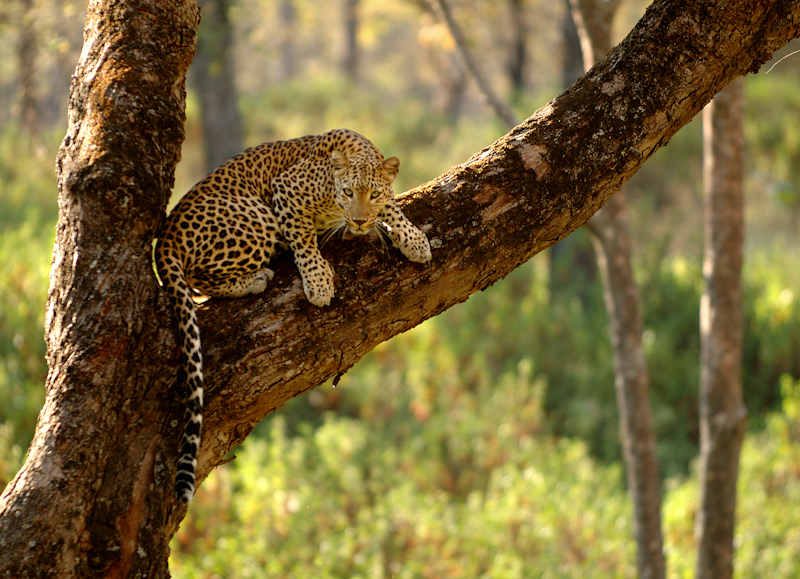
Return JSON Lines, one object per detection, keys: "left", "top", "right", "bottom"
{"left": 694, "top": 77, "right": 748, "bottom": 579}
{"left": 192, "top": 0, "right": 245, "bottom": 172}
{"left": 571, "top": 1, "right": 666, "bottom": 577}
{"left": 0, "top": 1, "right": 796, "bottom": 577}
{"left": 0, "top": 1, "right": 199, "bottom": 578}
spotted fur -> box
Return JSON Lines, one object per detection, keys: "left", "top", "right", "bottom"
{"left": 154, "top": 129, "right": 431, "bottom": 504}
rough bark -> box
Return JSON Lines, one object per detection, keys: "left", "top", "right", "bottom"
{"left": 694, "top": 77, "right": 748, "bottom": 579}
{"left": 0, "top": 1, "right": 797, "bottom": 577}
{"left": 571, "top": 1, "right": 666, "bottom": 577}
{"left": 192, "top": 0, "right": 245, "bottom": 172}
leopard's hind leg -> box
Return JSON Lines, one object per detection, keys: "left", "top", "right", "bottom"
{"left": 197, "top": 267, "right": 276, "bottom": 298}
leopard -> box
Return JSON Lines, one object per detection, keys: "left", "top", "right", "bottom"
{"left": 154, "top": 129, "right": 432, "bottom": 504}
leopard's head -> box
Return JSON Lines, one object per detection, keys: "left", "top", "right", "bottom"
{"left": 331, "top": 150, "right": 399, "bottom": 235}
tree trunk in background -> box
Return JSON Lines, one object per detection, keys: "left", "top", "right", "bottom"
{"left": 0, "top": 1, "right": 796, "bottom": 576}
{"left": 343, "top": 0, "right": 360, "bottom": 80}
{"left": 570, "top": 1, "right": 666, "bottom": 577}
{"left": 16, "top": 0, "right": 39, "bottom": 136}
{"left": 568, "top": 0, "right": 616, "bottom": 72}
{"left": 695, "top": 76, "right": 748, "bottom": 579}
{"left": 506, "top": 0, "right": 527, "bottom": 95}
{"left": 192, "top": 0, "right": 245, "bottom": 172}
{"left": 549, "top": 3, "right": 597, "bottom": 308}
{"left": 561, "top": 0, "right": 585, "bottom": 88}
{"left": 279, "top": 0, "right": 297, "bottom": 81}
{"left": 442, "top": 59, "right": 468, "bottom": 123}
{"left": 587, "top": 197, "right": 666, "bottom": 579}
{"left": 432, "top": 0, "right": 520, "bottom": 129}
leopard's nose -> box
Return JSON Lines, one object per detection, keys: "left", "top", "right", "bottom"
{"left": 353, "top": 218, "right": 368, "bottom": 226}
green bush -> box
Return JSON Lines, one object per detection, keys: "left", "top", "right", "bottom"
{"left": 172, "top": 378, "right": 800, "bottom": 578}
{"left": 0, "top": 126, "right": 58, "bottom": 486}
{"left": 0, "top": 124, "right": 60, "bottom": 228}
{"left": 662, "top": 375, "right": 800, "bottom": 578}
{"left": 273, "top": 241, "right": 798, "bottom": 480}
{"left": 172, "top": 414, "right": 636, "bottom": 579}
{"left": 0, "top": 223, "right": 51, "bottom": 447}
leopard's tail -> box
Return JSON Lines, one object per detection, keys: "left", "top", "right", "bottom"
{"left": 154, "top": 243, "right": 203, "bottom": 505}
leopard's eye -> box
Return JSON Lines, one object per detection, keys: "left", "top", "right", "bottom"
{"left": 343, "top": 188, "right": 354, "bottom": 198}
{"left": 370, "top": 190, "right": 380, "bottom": 200}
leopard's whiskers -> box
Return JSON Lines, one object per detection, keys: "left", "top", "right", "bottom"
{"left": 319, "top": 217, "right": 348, "bottom": 247}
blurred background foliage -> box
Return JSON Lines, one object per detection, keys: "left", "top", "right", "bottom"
{"left": 0, "top": 0, "right": 799, "bottom": 575}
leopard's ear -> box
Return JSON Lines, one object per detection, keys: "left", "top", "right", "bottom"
{"left": 382, "top": 157, "right": 400, "bottom": 181}
{"left": 331, "top": 150, "right": 349, "bottom": 177}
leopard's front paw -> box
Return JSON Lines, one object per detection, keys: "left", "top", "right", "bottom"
{"left": 400, "top": 231, "right": 432, "bottom": 263}
{"left": 301, "top": 259, "right": 335, "bottom": 306}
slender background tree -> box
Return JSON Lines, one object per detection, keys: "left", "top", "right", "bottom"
{"left": 569, "top": 1, "right": 666, "bottom": 577}
{"left": 191, "top": 0, "right": 245, "bottom": 173}
{"left": 695, "top": 76, "right": 748, "bottom": 579}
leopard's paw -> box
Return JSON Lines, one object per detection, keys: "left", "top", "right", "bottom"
{"left": 301, "top": 259, "right": 335, "bottom": 307}
{"left": 399, "top": 231, "right": 432, "bottom": 263}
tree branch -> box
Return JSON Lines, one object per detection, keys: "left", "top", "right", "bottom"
{"left": 195, "top": 0, "right": 800, "bottom": 490}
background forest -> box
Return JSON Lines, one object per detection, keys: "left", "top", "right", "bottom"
{"left": 1, "top": 0, "right": 800, "bottom": 577}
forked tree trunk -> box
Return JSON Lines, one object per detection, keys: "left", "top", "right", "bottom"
{"left": 0, "top": 1, "right": 797, "bottom": 577}
{"left": 569, "top": 1, "right": 666, "bottom": 577}
{"left": 695, "top": 77, "right": 748, "bottom": 579}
